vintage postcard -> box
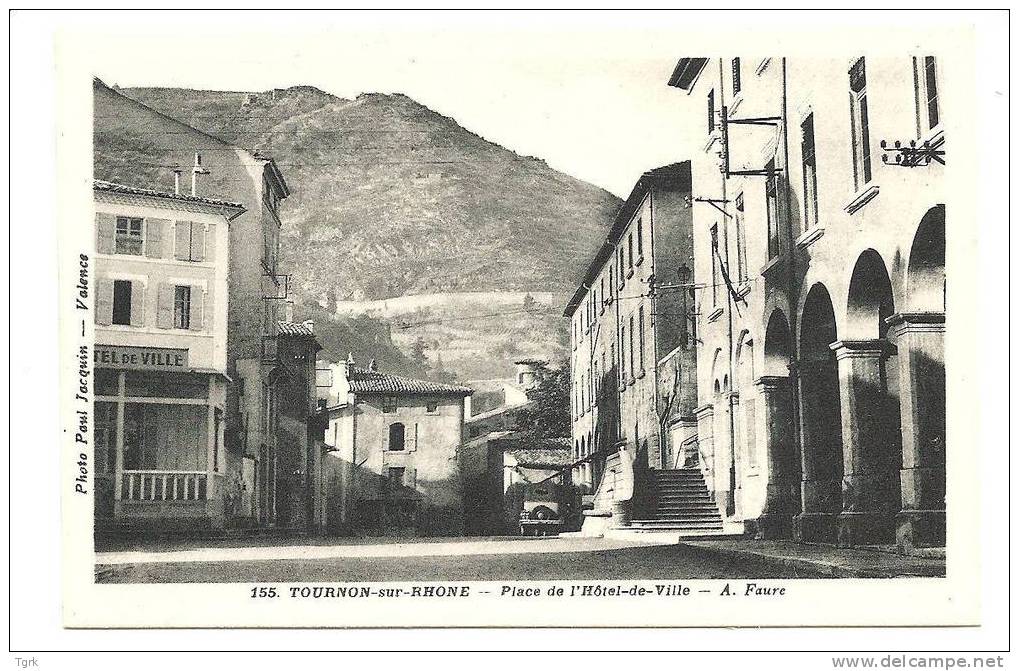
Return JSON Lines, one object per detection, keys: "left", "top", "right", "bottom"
{"left": 35, "top": 9, "right": 1005, "bottom": 636}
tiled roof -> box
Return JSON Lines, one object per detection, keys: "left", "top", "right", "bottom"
{"left": 506, "top": 447, "right": 574, "bottom": 467}
{"left": 346, "top": 366, "right": 473, "bottom": 396}
{"left": 94, "top": 179, "right": 245, "bottom": 210}
{"left": 277, "top": 320, "right": 315, "bottom": 337}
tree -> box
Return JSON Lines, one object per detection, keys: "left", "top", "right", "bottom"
{"left": 522, "top": 292, "right": 536, "bottom": 311}
{"left": 409, "top": 336, "right": 429, "bottom": 369}
{"left": 516, "top": 361, "right": 571, "bottom": 439}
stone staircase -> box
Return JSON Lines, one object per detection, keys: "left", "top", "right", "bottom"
{"left": 627, "top": 468, "right": 725, "bottom": 534}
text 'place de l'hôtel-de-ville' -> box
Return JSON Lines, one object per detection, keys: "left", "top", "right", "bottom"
{"left": 90, "top": 55, "right": 945, "bottom": 553}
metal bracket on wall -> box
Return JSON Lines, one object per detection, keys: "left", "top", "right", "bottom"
{"left": 720, "top": 105, "right": 785, "bottom": 178}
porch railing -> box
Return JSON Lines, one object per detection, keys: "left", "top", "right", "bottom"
{"left": 121, "top": 470, "right": 208, "bottom": 502}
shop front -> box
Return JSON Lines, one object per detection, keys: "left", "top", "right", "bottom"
{"left": 94, "top": 345, "right": 227, "bottom": 530}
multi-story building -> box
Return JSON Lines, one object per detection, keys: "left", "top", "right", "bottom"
{"left": 564, "top": 162, "right": 697, "bottom": 523}
{"left": 317, "top": 358, "right": 473, "bottom": 535}
{"left": 667, "top": 57, "right": 945, "bottom": 550}
{"left": 94, "top": 79, "right": 313, "bottom": 531}
{"left": 93, "top": 180, "right": 245, "bottom": 530}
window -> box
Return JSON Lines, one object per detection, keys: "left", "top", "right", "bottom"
{"left": 627, "top": 233, "right": 634, "bottom": 269}
{"left": 636, "top": 218, "right": 644, "bottom": 259}
{"left": 735, "top": 193, "right": 748, "bottom": 283}
{"left": 849, "top": 58, "right": 872, "bottom": 188}
{"left": 708, "top": 89, "right": 716, "bottom": 133}
{"left": 617, "top": 247, "right": 625, "bottom": 286}
{"left": 599, "top": 277, "right": 605, "bottom": 313}
{"left": 173, "top": 285, "right": 191, "bottom": 330}
{"left": 382, "top": 396, "right": 398, "bottom": 413}
{"left": 765, "top": 159, "right": 781, "bottom": 259}
{"left": 388, "top": 423, "right": 405, "bottom": 451}
{"left": 608, "top": 266, "right": 615, "bottom": 295}
{"left": 628, "top": 314, "right": 635, "bottom": 380}
{"left": 638, "top": 306, "right": 646, "bottom": 372}
{"left": 387, "top": 466, "right": 406, "bottom": 487}
{"left": 619, "top": 324, "right": 626, "bottom": 383}
{"left": 923, "top": 56, "right": 940, "bottom": 130}
{"left": 112, "top": 280, "right": 132, "bottom": 325}
{"left": 801, "top": 114, "right": 818, "bottom": 230}
{"left": 710, "top": 224, "right": 720, "bottom": 307}
{"left": 732, "top": 58, "right": 742, "bottom": 95}
{"left": 115, "top": 217, "right": 143, "bottom": 255}
{"left": 426, "top": 400, "right": 439, "bottom": 413}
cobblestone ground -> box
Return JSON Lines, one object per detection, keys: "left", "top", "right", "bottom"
{"left": 95, "top": 537, "right": 825, "bottom": 583}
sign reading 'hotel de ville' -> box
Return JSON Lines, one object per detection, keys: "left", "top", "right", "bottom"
{"left": 94, "top": 344, "right": 189, "bottom": 371}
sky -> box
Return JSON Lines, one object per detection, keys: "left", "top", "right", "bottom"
{"left": 81, "top": 12, "right": 708, "bottom": 198}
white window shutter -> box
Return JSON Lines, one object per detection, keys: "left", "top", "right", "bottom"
{"left": 96, "top": 213, "right": 115, "bottom": 255}
{"left": 204, "top": 222, "right": 216, "bottom": 264}
{"left": 129, "top": 281, "right": 146, "bottom": 327}
{"left": 407, "top": 467, "right": 417, "bottom": 488}
{"left": 190, "top": 222, "right": 206, "bottom": 262}
{"left": 145, "top": 219, "right": 165, "bottom": 258}
{"left": 156, "top": 283, "right": 174, "bottom": 329}
{"left": 96, "top": 278, "right": 114, "bottom": 325}
{"left": 189, "top": 286, "right": 205, "bottom": 331}
{"left": 174, "top": 222, "right": 191, "bottom": 260}
{"left": 382, "top": 430, "right": 389, "bottom": 452}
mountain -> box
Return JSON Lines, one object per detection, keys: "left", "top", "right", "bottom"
{"left": 120, "top": 86, "right": 621, "bottom": 299}
{"left": 107, "top": 85, "right": 621, "bottom": 378}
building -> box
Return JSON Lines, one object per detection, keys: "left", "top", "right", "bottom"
{"left": 465, "top": 359, "right": 543, "bottom": 438}
{"left": 317, "top": 358, "right": 474, "bottom": 535}
{"left": 666, "top": 57, "right": 945, "bottom": 550}
{"left": 563, "top": 162, "right": 698, "bottom": 529}
{"left": 94, "top": 79, "right": 312, "bottom": 531}
{"left": 459, "top": 433, "right": 573, "bottom": 535}
{"left": 93, "top": 180, "right": 245, "bottom": 530}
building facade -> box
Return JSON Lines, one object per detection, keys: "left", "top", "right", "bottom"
{"left": 564, "top": 163, "right": 697, "bottom": 507}
{"left": 667, "top": 56, "right": 945, "bottom": 549}
{"left": 95, "top": 79, "right": 309, "bottom": 531}
{"left": 317, "top": 359, "right": 473, "bottom": 535}
{"left": 93, "top": 180, "right": 244, "bottom": 530}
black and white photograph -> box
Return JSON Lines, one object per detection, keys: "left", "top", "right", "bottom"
{"left": 7, "top": 7, "right": 1013, "bottom": 656}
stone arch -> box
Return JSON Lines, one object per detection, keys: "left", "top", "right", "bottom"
{"left": 840, "top": 251, "right": 903, "bottom": 544}
{"left": 906, "top": 205, "right": 946, "bottom": 312}
{"left": 846, "top": 249, "right": 896, "bottom": 340}
{"left": 757, "top": 308, "right": 801, "bottom": 537}
{"left": 794, "top": 283, "right": 843, "bottom": 542}
{"left": 764, "top": 309, "right": 794, "bottom": 377}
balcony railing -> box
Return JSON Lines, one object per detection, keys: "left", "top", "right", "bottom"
{"left": 122, "top": 470, "right": 208, "bottom": 502}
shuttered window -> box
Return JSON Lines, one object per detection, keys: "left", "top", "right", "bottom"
{"left": 174, "top": 286, "right": 192, "bottom": 329}
{"left": 115, "top": 217, "right": 144, "bottom": 255}
{"left": 801, "top": 114, "right": 819, "bottom": 230}
{"left": 174, "top": 222, "right": 207, "bottom": 262}
{"left": 732, "top": 58, "right": 742, "bottom": 95}
{"left": 849, "top": 58, "right": 872, "bottom": 188}
{"left": 735, "top": 193, "right": 748, "bottom": 283}
{"left": 924, "top": 56, "right": 940, "bottom": 130}
{"left": 112, "top": 280, "right": 132, "bottom": 325}
{"left": 765, "top": 159, "right": 781, "bottom": 259}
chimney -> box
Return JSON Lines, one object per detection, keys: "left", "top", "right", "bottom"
{"left": 191, "top": 152, "right": 210, "bottom": 196}
{"left": 172, "top": 168, "right": 183, "bottom": 195}
{"left": 368, "top": 359, "right": 378, "bottom": 372}
{"left": 284, "top": 301, "right": 295, "bottom": 323}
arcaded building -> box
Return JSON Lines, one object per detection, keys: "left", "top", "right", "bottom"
{"left": 667, "top": 56, "right": 945, "bottom": 550}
